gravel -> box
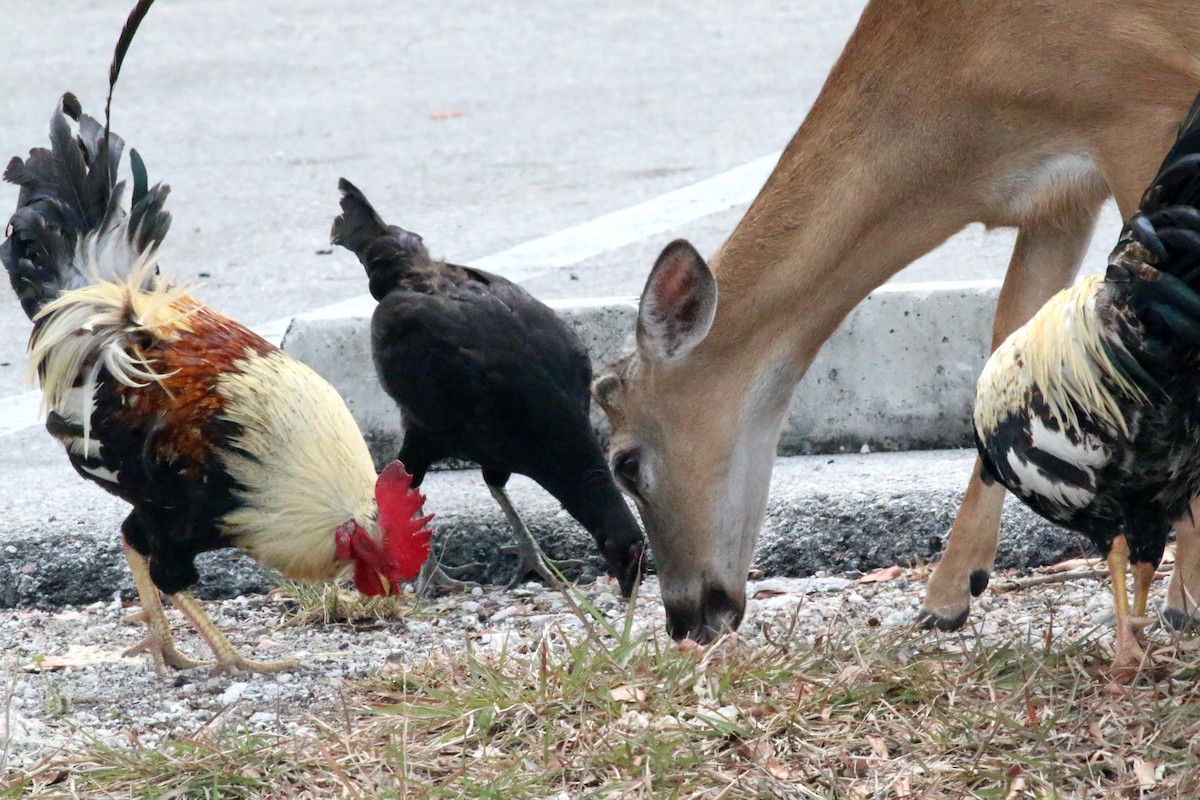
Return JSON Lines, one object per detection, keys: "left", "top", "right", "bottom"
{"left": 0, "top": 566, "right": 1155, "bottom": 774}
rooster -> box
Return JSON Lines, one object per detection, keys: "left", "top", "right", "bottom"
{"left": 1, "top": 2, "right": 433, "bottom": 676}
{"left": 974, "top": 91, "right": 1200, "bottom": 670}
{"left": 330, "top": 179, "right": 645, "bottom": 596}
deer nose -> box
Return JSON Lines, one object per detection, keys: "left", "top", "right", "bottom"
{"left": 664, "top": 584, "right": 745, "bottom": 643}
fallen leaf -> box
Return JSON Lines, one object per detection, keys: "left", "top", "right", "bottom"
{"left": 255, "top": 638, "right": 280, "bottom": 649}
{"left": 429, "top": 110, "right": 465, "bottom": 120}
{"left": 1004, "top": 776, "right": 1026, "bottom": 800}
{"left": 609, "top": 685, "right": 647, "bottom": 703}
{"left": 865, "top": 735, "right": 890, "bottom": 760}
{"left": 745, "top": 702, "right": 778, "bottom": 719}
{"left": 735, "top": 738, "right": 773, "bottom": 764}
{"left": 51, "top": 610, "right": 82, "bottom": 621}
{"left": 836, "top": 664, "right": 866, "bottom": 683}
{"left": 752, "top": 588, "right": 790, "bottom": 599}
{"left": 1133, "top": 760, "right": 1158, "bottom": 790}
{"left": 764, "top": 760, "right": 791, "bottom": 780}
{"left": 858, "top": 566, "right": 903, "bottom": 583}
{"left": 893, "top": 776, "right": 912, "bottom": 798}
{"left": 28, "top": 645, "right": 125, "bottom": 671}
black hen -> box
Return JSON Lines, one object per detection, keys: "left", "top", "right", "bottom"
{"left": 974, "top": 91, "right": 1200, "bottom": 670}
{"left": 331, "top": 179, "right": 645, "bottom": 596}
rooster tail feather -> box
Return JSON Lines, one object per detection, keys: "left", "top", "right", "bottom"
{"left": 1119, "top": 90, "right": 1200, "bottom": 282}
{"left": 2, "top": 96, "right": 172, "bottom": 319}
{"left": 105, "top": 0, "right": 158, "bottom": 146}
{"left": 1105, "top": 89, "right": 1200, "bottom": 353}
{"left": 331, "top": 178, "right": 430, "bottom": 301}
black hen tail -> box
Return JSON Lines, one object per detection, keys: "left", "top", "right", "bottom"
{"left": 1, "top": 95, "right": 170, "bottom": 319}
{"left": 332, "top": 178, "right": 430, "bottom": 301}
{"left": 1114, "top": 90, "right": 1200, "bottom": 347}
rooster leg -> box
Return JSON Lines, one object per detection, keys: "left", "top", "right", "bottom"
{"left": 167, "top": 591, "right": 299, "bottom": 677}
{"left": 1108, "top": 536, "right": 1145, "bottom": 672}
{"left": 1130, "top": 560, "right": 1158, "bottom": 646}
{"left": 488, "top": 484, "right": 585, "bottom": 589}
{"left": 121, "top": 542, "right": 211, "bottom": 673}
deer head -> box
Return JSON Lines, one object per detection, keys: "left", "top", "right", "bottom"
{"left": 594, "top": 239, "right": 798, "bottom": 642}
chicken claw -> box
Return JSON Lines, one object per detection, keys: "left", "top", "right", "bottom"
{"left": 123, "top": 634, "right": 211, "bottom": 674}
{"left": 168, "top": 591, "right": 300, "bottom": 676}
{"left": 489, "top": 484, "right": 585, "bottom": 588}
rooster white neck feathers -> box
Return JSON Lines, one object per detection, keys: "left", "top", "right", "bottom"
{"left": 975, "top": 274, "right": 1148, "bottom": 439}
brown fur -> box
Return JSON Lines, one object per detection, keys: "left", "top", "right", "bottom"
{"left": 598, "top": 0, "right": 1200, "bottom": 634}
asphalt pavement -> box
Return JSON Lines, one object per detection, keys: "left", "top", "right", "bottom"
{"left": 0, "top": 1, "right": 1103, "bottom": 606}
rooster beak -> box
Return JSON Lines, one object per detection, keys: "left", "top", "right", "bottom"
{"left": 377, "top": 574, "right": 393, "bottom": 596}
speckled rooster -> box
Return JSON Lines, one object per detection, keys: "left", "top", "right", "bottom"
{"left": 1, "top": 0, "right": 432, "bottom": 676}
{"left": 974, "top": 90, "right": 1200, "bottom": 670}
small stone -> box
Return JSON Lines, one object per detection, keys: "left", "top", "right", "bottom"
{"left": 491, "top": 607, "right": 515, "bottom": 623}
{"left": 860, "top": 443, "right": 871, "bottom": 454}
{"left": 461, "top": 601, "right": 481, "bottom": 614}
{"left": 219, "top": 682, "right": 250, "bottom": 704}
{"left": 471, "top": 586, "right": 484, "bottom": 597}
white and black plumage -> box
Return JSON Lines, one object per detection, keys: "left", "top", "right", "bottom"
{"left": 974, "top": 91, "right": 1200, "bottom": 669}
{"left": 331, "top": 179, "right": 645, "bottom": 596}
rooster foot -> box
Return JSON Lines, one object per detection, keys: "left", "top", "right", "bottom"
{"left": 208, "top": 653, "right": 300, "bottom": 678}
{"left": 501, "top": 542, "right": 586, "bottom": 590}
{"left": 123, "top": 634, "right": 211, "bottom": 674}
{"left": 416, "top": 560, "right": 483, "bottom": 596}
{"left": 122, "top": 608, "right": 149, "bottom": 625}
{"left": 1109, "top": 619, "right": 1151, "bottom": 683}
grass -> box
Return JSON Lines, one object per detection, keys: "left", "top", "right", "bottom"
{"left": 6, "top": 585, "right": 1200, "bottom": 799}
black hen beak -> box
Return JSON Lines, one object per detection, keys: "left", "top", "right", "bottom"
{"left": 607, "top": 540, "right": 646, "bottom": 598}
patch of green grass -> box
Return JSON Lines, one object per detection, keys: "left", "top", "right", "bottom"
{"left": 9, "top": 589, "right": 1200, "bottom": 798}
{"left": 271, "top": 576, "right": 434, "bottom": 627}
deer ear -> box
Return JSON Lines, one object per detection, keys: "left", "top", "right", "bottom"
{"left": 637, "top": 239, "right": 717, "bottom": 363}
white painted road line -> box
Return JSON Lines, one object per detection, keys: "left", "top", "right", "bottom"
{"left": 0, "top": 151, "right": 783, "bottom": 438}
{"left": 469, "top": 152, "right": 782, "bottom": 282}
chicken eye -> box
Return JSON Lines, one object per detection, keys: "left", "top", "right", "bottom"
{"left": 613, "top": 450, "right": 641, "bottom": 488}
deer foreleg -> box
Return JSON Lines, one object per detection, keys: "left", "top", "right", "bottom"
{"left": 921, "top": 210, "right": 1100, "bottom": 629}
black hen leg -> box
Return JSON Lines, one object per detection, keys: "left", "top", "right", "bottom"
{"left": 484, "top": 470, "right": 584, "bottom": 588}
{"left": 400, "top": 429, "right": 483, "bottom": 595}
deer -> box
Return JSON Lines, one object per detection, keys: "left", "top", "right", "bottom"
{"left": 592, "top": 0, "right": 1200, "bottom": 643}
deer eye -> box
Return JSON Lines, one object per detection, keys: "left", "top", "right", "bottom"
{"left": 613, "top": 449, "right": 641, "bottom": 489}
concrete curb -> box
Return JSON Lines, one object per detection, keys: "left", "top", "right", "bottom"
{"left": 0, "top": 448, "right": 1083, "bottom": 609}
{"left": 280, "top": 281, "right": 1003, "bottom": 462}
{"left": 6, "top": 282, "right": 1077, "bottom": 612}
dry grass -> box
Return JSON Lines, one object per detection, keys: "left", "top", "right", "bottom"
{"left": 6, "top": 588, "right": 1200, "bottom": 799}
